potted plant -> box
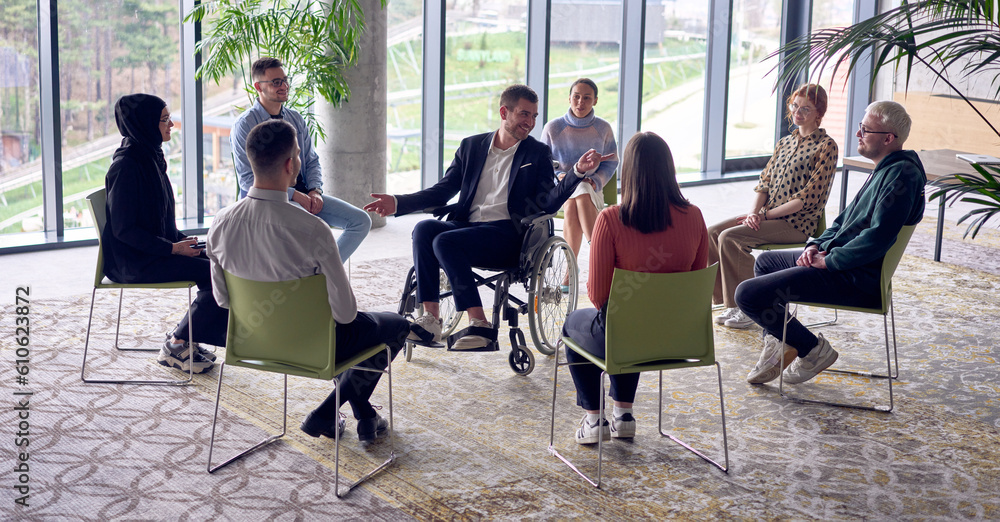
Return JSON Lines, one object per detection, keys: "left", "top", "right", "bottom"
{"left": 184, "top": 0, "right": 386, "bottom": 142}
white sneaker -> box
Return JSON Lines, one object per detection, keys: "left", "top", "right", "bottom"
{"left": 714, "top": 307, "right": 738, "bottom": 325}
{"left": 451, "top": 318, "right": 492, "bottom": 350}
{"left": 408, "top": 314, "right": 443, "bottom": 343}
{"left": 157, "top": 341, "right": 214, "bottom": 374}
{"left": 783, "top": 333, "right": 839, "bottom": 384}
{"left": 575, "top": 415, "right": 611, "bottom": 445}
{"left": 746, "top": 334, "right": 796, "bottom": 384}
{"left": 724, "top": 309, "right": 755, "bottom": 329}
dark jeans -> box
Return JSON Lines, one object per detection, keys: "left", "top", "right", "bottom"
{"left": 313, "top": 311, "right": 408, "bottom": 420}
{"left": 562, "top": 308, "right": 640, "bottom": 411}
{"left": 734, "top": 250, "right": 880, "bottom": 356}
{"left": 412, "top": 219, "right": 522, "bottom": 311}
{"left": 120, "top": 255, "right": 229, "bottom": 347}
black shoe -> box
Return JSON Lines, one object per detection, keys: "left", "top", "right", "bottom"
{"left": 300, "top": 412, "right": 346, "bottom": 439}
{"left": 357, "top": 414, "right": 388, "bottom": 442}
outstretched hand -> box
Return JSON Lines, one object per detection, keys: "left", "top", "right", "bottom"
{"left": 364, "top": 193, "right": 396, "bottom": 217}
{"left": 575, "top": 149, "right": 616, "bottom": 174}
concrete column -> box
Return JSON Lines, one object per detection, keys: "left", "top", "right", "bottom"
{"left": 317, "top": 0, "right": 388, "bottom": 228}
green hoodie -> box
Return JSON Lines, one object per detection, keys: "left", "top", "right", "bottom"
{"left": 809, "top": 150, "right": 926, "bottom": 284}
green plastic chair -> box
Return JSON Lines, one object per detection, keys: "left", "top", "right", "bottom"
{"left": 777, "top": 225, "right": 917, "bottom": 413}
{"left": 81, "top": 188, "right": 197, "bottom": 385}
{"left": 754, "top": 208, "right": 837, "bottom": 328}
{"left": 549, "top": 264, "right": 728, "bottom": 488}
{"left": 207, "top": 271, "right": 395, "bottom": 498}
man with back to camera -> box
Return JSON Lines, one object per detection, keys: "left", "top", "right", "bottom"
{"left": 364, "top": 84, "right": 613, "bottom": 350}
{"left": 736, "top": 100, "right": 926, "bottom": 385}
{"left": 230, "top": 57, "right": 371, "bottom": 261}
{"left": 209, "top": 119, "right": 409, "bottom": 442}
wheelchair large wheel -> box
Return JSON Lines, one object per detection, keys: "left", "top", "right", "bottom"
{"left": 527, "top": 236, "right": 579, "bottom": 356}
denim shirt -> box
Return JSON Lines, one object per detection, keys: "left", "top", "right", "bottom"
{"left": 230, "top": 100, "right": 322, "bottom": 199}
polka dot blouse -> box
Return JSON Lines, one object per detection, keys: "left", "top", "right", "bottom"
{"left": 753, "top": 128, "right": 838, "bottom": 236}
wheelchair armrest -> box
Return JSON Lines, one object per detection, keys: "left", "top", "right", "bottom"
{"left": 520, "top": 211, "right": 557, "bottom": 228}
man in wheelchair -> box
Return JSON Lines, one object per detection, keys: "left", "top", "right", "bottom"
{"left": 365, "top": 84, "right": 613, "bottom": 351}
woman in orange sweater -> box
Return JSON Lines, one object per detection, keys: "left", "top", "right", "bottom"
{"left": 562, "top": 132, "right": 709, "bottom": 444}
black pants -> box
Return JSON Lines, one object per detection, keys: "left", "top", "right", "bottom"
{"left": 120, "top": 255, "right": 229, "bottom": 347}
{"left": 562, "top": 307, "right": 640, "bottom": 411}
{"left": 313, "top": 312, "right": 409, "bottom": 420}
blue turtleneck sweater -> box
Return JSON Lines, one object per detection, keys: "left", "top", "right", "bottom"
{"left": 540, "top": 109, "right": 619, "bottom": 192}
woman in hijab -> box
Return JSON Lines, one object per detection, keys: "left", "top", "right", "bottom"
{"left": 103, "top": 93, "right": 226, "bottom": 374}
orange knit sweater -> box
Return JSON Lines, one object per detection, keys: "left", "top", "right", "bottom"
{"left": 587, "top": 204, "right": 709, "bottom": 309}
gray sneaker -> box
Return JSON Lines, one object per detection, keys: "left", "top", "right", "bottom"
{"left": 165, "top": 332, "right": 216, "bottom": 362}
{"left": 746, "top": 334, "right": 797, "bottom": 384}
{"left": 783, "top": 333, "right": 839, "bottom": 384}
{"left": 157, "top": 340, "right": 214, "bottom": 374}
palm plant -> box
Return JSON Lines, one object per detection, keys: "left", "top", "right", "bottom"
{"left": 185, "top": 0, "right": 385, "bottom": 142}
{"left": 768, "top": 0, "right": 1000, "bottom": 237}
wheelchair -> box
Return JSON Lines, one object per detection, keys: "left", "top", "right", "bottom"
{"left": 397, "top": 208, "right": 579, "bottom": 376}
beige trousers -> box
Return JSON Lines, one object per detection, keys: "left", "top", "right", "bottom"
{"left": 707, "top": 215, "right": 806, "bottom": 307}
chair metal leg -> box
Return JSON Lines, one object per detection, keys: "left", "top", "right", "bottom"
{"left": 778, "top": 303, "right": 894, "bottom": 412}
{"left": 335, "top": 345, "right": 397, "bottom": 498}
{"left": 547, "top": 345, "right": 602, "bottom": 488}
{"left": 208, "top": 363, "right": 288, "bottom": 473}
{"left": 81, "top": 285, "right": 194, "bottom": 385}
{"left": 658, "top": 365, "right": 729, "bottom": 472}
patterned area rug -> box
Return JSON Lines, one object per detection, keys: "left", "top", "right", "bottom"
{"left": 3, "top": 221, "right": 999, "bottom": 520}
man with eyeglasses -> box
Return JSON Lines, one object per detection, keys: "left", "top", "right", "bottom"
{"left": 736, "top": 100, "right": 926, "bottom": 385}
{"left": 230, "top": 57, "right": 371, "bottom": 262}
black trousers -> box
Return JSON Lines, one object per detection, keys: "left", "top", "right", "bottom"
{"left": 121, "top": 255, "right": 229, "bottom": 347}
{"left": 313, "top": 311, "right": 409, "bottom": 420}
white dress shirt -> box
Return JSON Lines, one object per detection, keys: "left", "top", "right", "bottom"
{"left": 207, "top": 187, "right": 357, "bottom": 324}
{"left": 469, "top": 133, "right": 520, "bottom": 222}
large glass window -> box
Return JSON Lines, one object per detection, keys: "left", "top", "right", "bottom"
{"left": 0, "top": 1, "right": 41, "bottom": 235}
{"left": 726, "top": 0, "right": 781, "bottom": 160}
{"left": 386, "top": 0, "right": 424, "bottom": 194}
{"left": 57, "top": 0, "right": 182, "bottom": 231}
{"left": 546, "top": 0, "right": 621, "bottom": 128}
{"left": 442, "top": 0, "right": 527, "bottom": 167}
{"left": 812, "top": 1, "right": 854, "bottom": 163}
{"left": 641, "top": 1, "right": 709, "bottom": 175}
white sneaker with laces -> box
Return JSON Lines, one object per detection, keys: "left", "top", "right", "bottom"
{"left": 157, "top": 341, "right": 214, "bottom": 374}
{"left": 575, "top": 415, "right": 611, "bottom": 445}
{"left": 783, "top": 333, "right": 839, "bottom": 384}
{"left": 746, "top": 334, "right": 797, "bottom": 384}
{"left": 451, "top": 318, "right": 492, "bottom": 350}
{"left": 408, "top": 314, "right": 443, "bottom": 343}
{"left": 611, "top": 412, "right": 636, "bottom": 439}
{"left": 724, "top": 309, "right": 755, "bottom": 329}
{"left": 714, "top": 307, "right": 738, "bottom": 325}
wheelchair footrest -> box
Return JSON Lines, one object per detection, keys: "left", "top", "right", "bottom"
{"left": 408, "top": 338, "right": 445, "bottom": 349}
{"left": 446, "top": 326, "right": 500, "bottom": 352}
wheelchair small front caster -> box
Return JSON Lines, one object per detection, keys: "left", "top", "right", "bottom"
{"left": 509, "top": 345, "right": 535, "bottom": 376}
{"left": 404, "top": 341, "right": 414, "bottom": 362}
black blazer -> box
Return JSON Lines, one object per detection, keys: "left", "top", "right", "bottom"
{"left": 395, "top": 132, "right": 582, "bottom": 234}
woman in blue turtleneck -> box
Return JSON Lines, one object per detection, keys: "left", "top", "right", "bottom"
{"left": 541, "top": 78, "right": 619, "bottom": 290}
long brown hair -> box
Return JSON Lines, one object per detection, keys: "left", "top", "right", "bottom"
{"left": 619, "top": 132, "right": 689, "bottom": 233}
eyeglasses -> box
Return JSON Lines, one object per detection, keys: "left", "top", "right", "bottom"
{"left": 159, "top": 116, "right": 171, "bottom": 123}
{"left": 857, "top": 123, "right": 896, "bottom": 138}
{"left": 788, "top": 104, "right": 814, "bottom": 116}
{"left": 258, "top": 77, "right": 290, "bottom": 88}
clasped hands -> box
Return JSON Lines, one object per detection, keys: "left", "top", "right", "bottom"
{"left": 796, "top": 245, "right": 828, "bottom": 269}
{"left": 292, "top": 190, "right": 325, "bottom": 214}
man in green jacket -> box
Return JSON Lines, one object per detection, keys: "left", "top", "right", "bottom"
{"left": 737, "top": 100, "right": 926, "bottom": 385}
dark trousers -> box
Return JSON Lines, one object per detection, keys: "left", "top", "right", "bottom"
{"left": 313, "top": 312, "right": 408, "bottom": 420}
{"left": 562, "top": 308, "right": 640, "bottom": 411}
{"left": 734, "top": 250, "right": 880, "bottom": 355}
{"left": 412, "top": 219, "right": 522, "bottom": 311}
{"left": 124, "top": 255, "right": 229, "bottom": 347}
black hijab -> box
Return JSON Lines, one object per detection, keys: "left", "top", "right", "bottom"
{"left": 113, "top": 93, "right": 168, "bottom": 173}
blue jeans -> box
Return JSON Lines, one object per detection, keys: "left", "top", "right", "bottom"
{"left": 240, "top": 189, "right": 371, "bottom": 262}
{"left": 734, "top": 250, "right": 880, "bottom": 356}
{"left": 411, "top": 219, "right": 521, "bottom": 311}
{"left": 562, "top": 308, "right": 640, "bottom": 411}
